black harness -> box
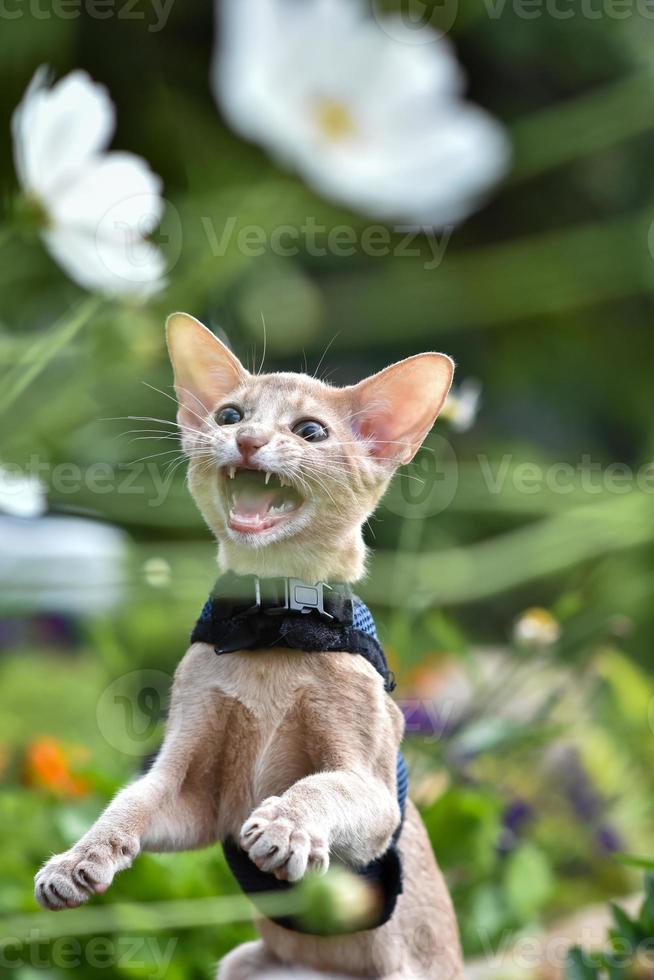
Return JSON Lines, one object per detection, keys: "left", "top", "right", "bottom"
{"left": 191, "top": 572, "right": 407, "bottom": 934}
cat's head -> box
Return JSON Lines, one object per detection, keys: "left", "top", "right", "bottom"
{"left": 166, "top": 312, "right": 453, "bottom": 583}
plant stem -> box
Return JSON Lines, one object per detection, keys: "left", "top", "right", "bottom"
{"left": 0, "top": 296, "right": 102, "bottom": 418}
{"left": 0, "top": 891, "right": 307, "bottom": 949}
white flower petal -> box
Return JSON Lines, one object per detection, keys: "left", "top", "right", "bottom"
{"left": 12, "top": 68, "right": 115, "bottom": 199}
{"left": 0, "top": 466, "right": 47, "bottom": 518}
{"left": 214, "top": 0, "right": 510, "bottom": 226}
{"left": 43, "top": 226, "right": 166, "bottom": 298}
{"left": 50, "top": 152, "right": 164, "bottom": 237}
{"left": 290, "top": 102, "right": 509, "bottom": 225}
{"left": 11, "top": 67, "right": 165, "bottom": 297}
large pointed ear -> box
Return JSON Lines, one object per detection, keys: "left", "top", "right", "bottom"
{"left": 348, "top": 353, "right": 454, "bottom": 465}
{"left": 165, "top": 313, "right": 248, "bottom": 429}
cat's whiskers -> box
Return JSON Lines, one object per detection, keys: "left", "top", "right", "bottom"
{"left": 164, "top": 455, "right": 193, "bottom": 481}
{"left": 301, "top": 470, "right": 340, "bottom": 510}
{"left": 335, "top": 438, "right": 438, "bottom": 457}
{"left": 169, "top": 447, "right": 217, "bottom": 479}
{"left": 124, "top": 433, "right": 184, "bottom": 445}
{"left": 126, "top": 448, "right": 190, "bottom": 467}
{"left": 142, "top": 381, "right": 217, "bottom": 432}
{"left": 257, "top": 313, "right": 267, "bottom": 376}
{"left": 312, "top": 332, "right": 339, "bottom": 381}
{"left": 333, "top": 463, "right": 426, "bottom": 487}
{"left": 301, "top": 460, "right": 357, "bottom": 500}
{"left": 292, "top": 459, "right": 354, "bottom": 513}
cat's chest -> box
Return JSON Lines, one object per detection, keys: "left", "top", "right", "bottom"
{"left": 210, "top": 648, "right": 312, "bottom": 725}
{"left": 203, "top": 648, "right": 315, "bottom": 835}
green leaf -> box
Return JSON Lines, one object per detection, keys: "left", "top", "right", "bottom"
{"left": 0, "top": 296, "right": 101, "bottom": 419}
{"left": 639, "top": 873, "right": 654, "bottom": 935}
{"left": 504, "top": 843, "right": 554, "bottom": 920}
{"left": 511, "top": 69, "right": 654, "bottom": 182}
{"left": 614, "top": 854, "right": 654, "bottom": 871}
{"left": 609, "top": 902, "right": 640, "bottom": 948}
{"left": 604, "top": 962, "right": 629, "bottom": 980}
{"left": 421, "top": 788, "right": 503, "bottom": 875}
{"left": 564, "top": 947, "right": 600, "bottom": 979}
{"left": 596, "top": 650, "right": 654, "bottom": 724}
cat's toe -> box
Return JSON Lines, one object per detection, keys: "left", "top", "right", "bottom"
{"left": 34, "top": 836, "right": 137, "bottom": 911}
{"left": 240, "top": 804, "right": 329, "bottom": 882}
{"left": 35, "top": 857, "right": 91, "bottom": 910}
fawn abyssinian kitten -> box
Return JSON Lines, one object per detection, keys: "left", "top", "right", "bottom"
{"left": 35, "top": 313, "right": 464, "bottom": 979}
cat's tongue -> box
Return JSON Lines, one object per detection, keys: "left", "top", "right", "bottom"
{"left": 227, "top": 469, "right": 300, "bottom": 531}
{"left": 231, "top": 484, "right": 279, "bottom": 521}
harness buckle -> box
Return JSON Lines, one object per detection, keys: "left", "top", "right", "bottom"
{"left": 287, "top": 579, "right": 334, "bottom": 619}
{"left": 261, "top": 577, "right": 334, "bottom": 620}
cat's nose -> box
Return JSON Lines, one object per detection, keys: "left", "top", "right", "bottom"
{"left": 236, "top": 432, "right": 268, "bottom": 457}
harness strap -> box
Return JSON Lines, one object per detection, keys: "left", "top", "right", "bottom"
{"left": 223, "top": 752, "right": 408, "bottom": 935}
{"left": 191, "top": 573, "right": 396, "bottom": 692}
{"left": 189, "top": 572, "right": 406, "bottom": 933}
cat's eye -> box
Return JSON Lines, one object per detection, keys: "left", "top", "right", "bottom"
{"left": 292, "top": 419, "right": 329, "bottom": 442}
{"left": 216, "top": 405, "right": 243, "bottom": 425}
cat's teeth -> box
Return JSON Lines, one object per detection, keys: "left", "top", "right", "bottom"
{"left": 269, "top": 499, "right": 296, "bottom": 514}
{"left": 264, "top": 472, "right": 271, "bottom": 485}
{"left": 279, "top": 475, "right": 289, "bottom": 488}
{"left": 228, "top": 467, "right": 236, "bottom": 480}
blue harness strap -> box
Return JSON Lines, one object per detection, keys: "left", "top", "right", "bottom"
{"left": 192, "top": 573, "right": 396, "bottom": 693}
{"left": 191, "top": 573, "right": 407, "bottom": 934}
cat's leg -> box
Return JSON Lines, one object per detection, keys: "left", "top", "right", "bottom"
{"left": 217, "top": 943, "right": 364, "bottom": 980}
{"left": 35, "top": 645, "right": 220, "bottom": 910}
{"left": 216, "top": 940, "right": 281, "bottom": 979}
{"left": 34, "top": 766, "right": 209, "bottom": 909}
{"left": 240, "top": 770, "right": 398, "bottom": 880}
{"left": 240, "top": 668, "right": 404, "bottom": 880}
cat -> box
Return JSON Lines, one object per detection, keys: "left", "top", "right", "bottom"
{"left": 34, "top": 312, "right": 464, "bottom": 980}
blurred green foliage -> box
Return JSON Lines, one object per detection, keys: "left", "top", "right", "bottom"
{"left": 565, "top": 871, "right": 654, "bottom": 978}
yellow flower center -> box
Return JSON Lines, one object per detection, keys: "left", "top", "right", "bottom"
{"left": 314, "top": 99, "right": 356, "bottom": 141}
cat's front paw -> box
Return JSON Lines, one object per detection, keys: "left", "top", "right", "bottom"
{"left": 240, "top": 796, "right": 329, "bottom": 882}
{"left": 34, "top": 834, "right": 139, "bottom": 910}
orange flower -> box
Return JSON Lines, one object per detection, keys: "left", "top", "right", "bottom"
{"left": 23, "top": 737, "right": 90, "bottom": 798}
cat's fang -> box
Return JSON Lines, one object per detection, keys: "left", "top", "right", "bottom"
{"left": 264, "top": 472, "right": 271, "bottom": 485}
{"left": 228, "top": 467, "right": 236, "bottom": 479}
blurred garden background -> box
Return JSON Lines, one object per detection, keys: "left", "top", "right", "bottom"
{"left": 2, "top": 0, "right": 654, "bottom": 977}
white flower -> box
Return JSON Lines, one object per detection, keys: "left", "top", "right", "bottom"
{"left": 442, "top": 379, "right": 482, "bottom": 432}
{"left": 213, "top": 0, "right": 510, "bottom": 226}
{"left": 143, "top": 556, "right": 172, "bottom": 588}
{"left": 0, "top": 514, "right": 127, "bottom": 615}
{"left": 12, "top": 68, "right": 166, "bottom": 297}
{"left": 513, "top": 608, "right": 561, "bottom": 651}
{"left": 0, "top": 465, "right": 46, "bottom": 518}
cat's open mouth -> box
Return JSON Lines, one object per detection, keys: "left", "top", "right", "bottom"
{"left": 223, "top": 467, "right": 304, "bottom": 534}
